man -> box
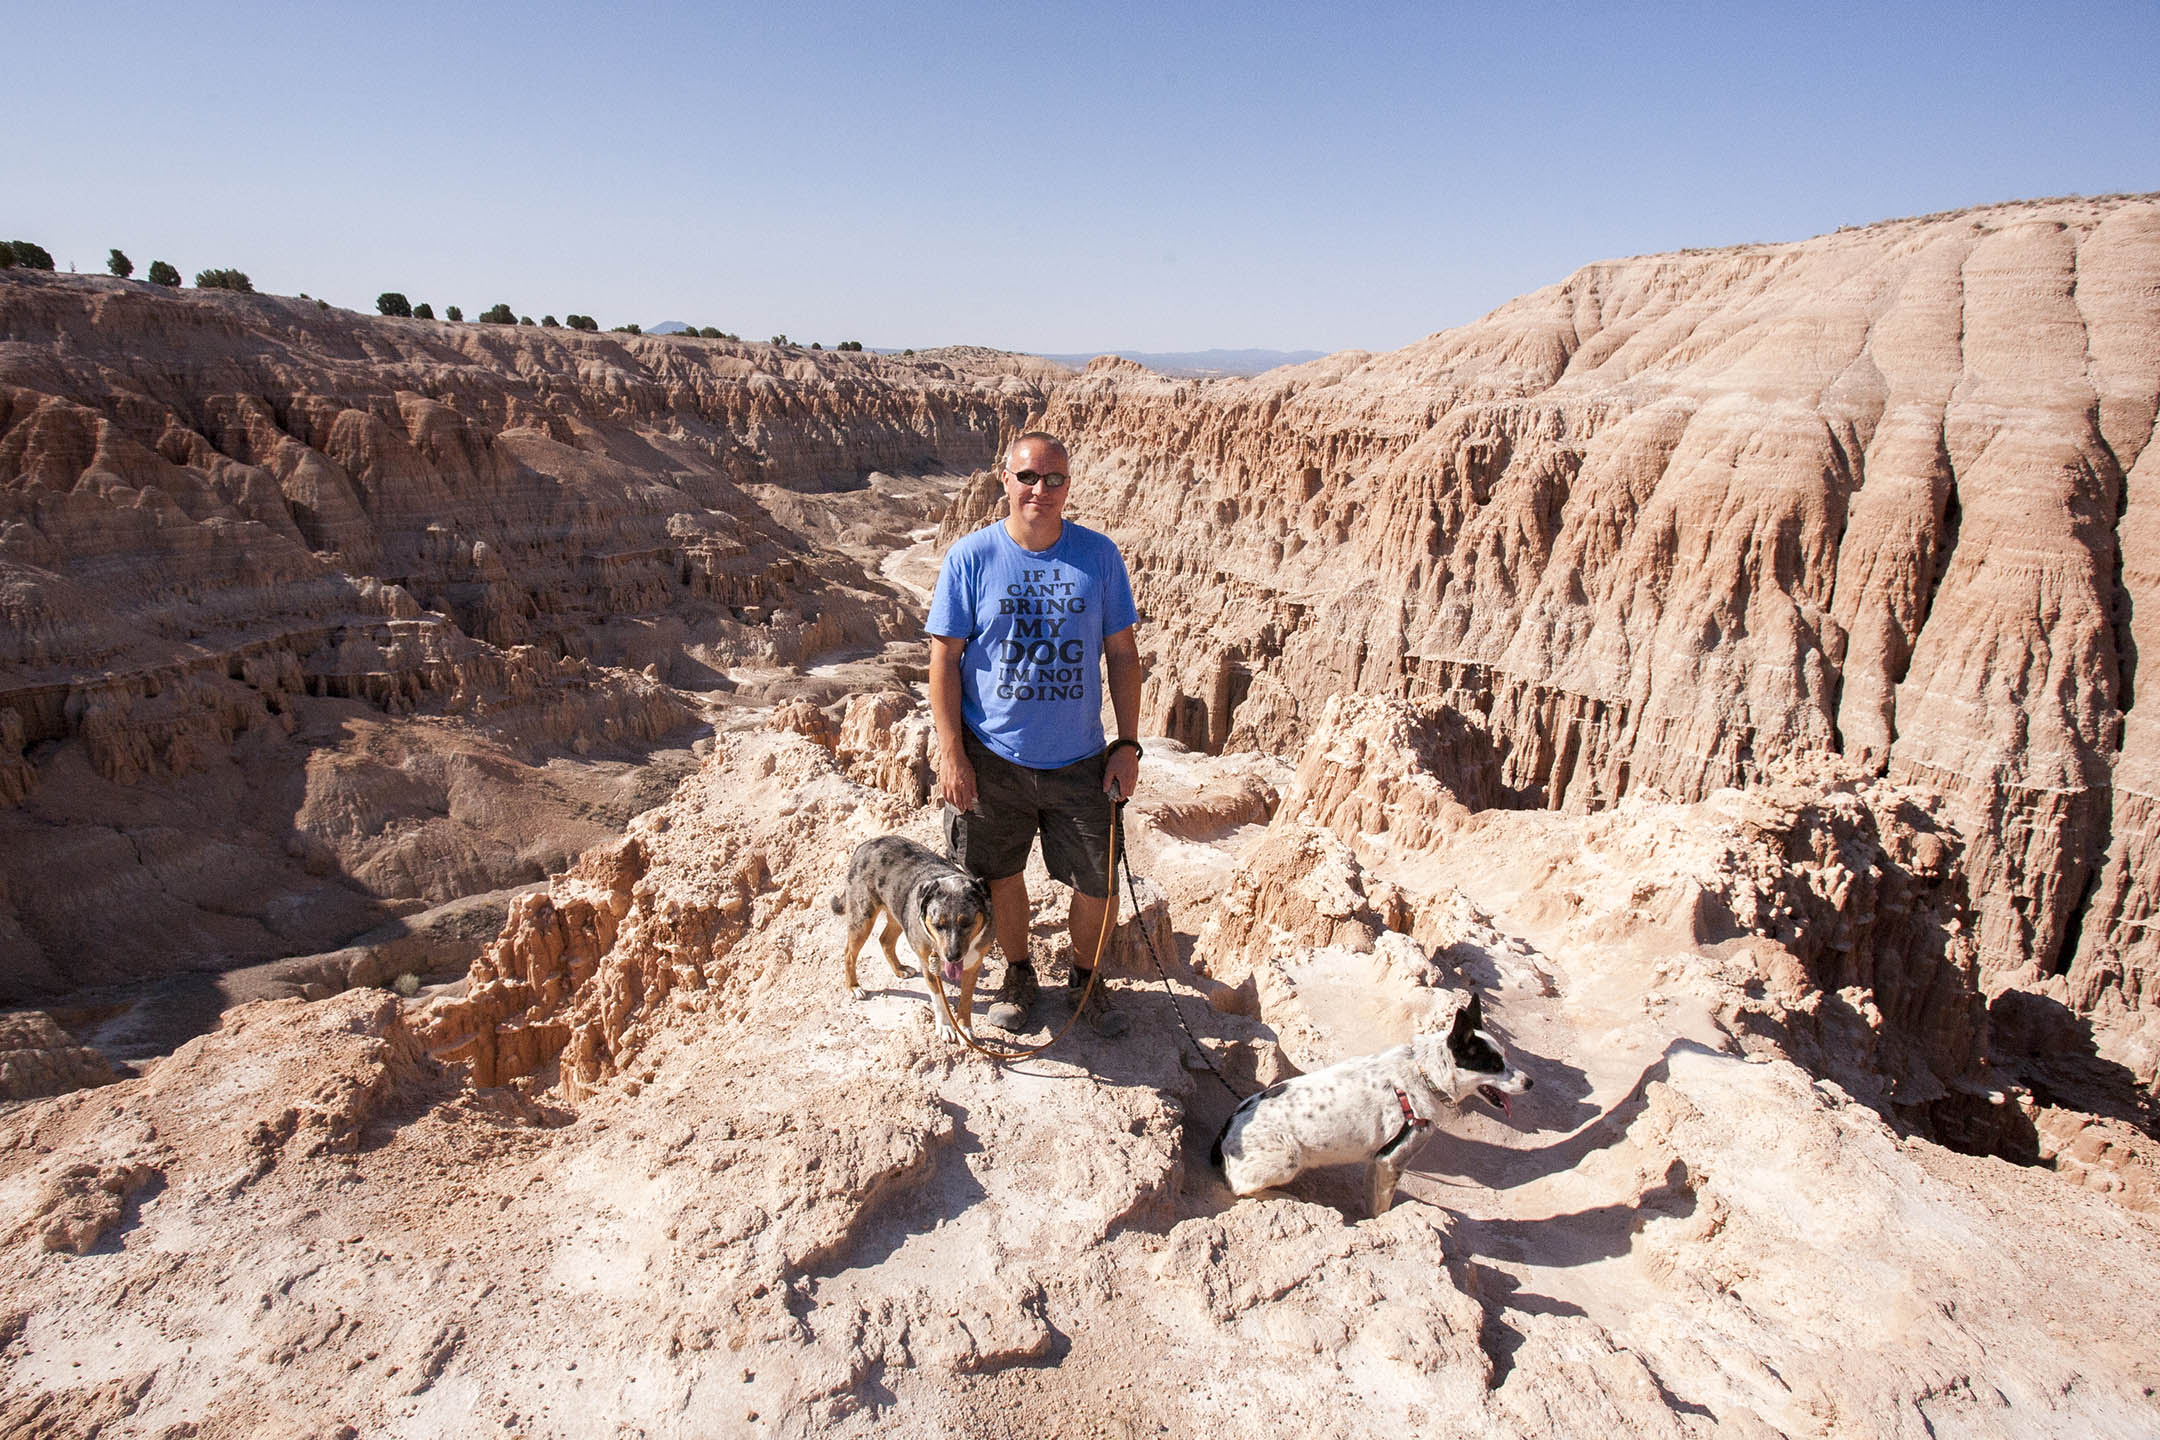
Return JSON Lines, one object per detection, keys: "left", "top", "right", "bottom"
{"left": 926, "top": 431, "right": 1142, "bottom": 1038}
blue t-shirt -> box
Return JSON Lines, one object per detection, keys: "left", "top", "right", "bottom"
{"left": 926, "top": 520, "right": 1139, "bottom": 770}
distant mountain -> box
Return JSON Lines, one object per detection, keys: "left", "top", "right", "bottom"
{"left": 646, "top": 320, "right": 693, "bottom": 335}
{"left": 1033, "top": 347, "right": 1328, "bottom": 377}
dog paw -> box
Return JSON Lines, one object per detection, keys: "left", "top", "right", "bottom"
{"left": 851, "top": 986, "right": 867, "bottom": 1001}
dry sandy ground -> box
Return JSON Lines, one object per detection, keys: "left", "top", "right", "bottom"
{"left": 4, "top": 721, "right": 2159, "bottom": 1439}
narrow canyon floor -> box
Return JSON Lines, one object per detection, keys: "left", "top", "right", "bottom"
{"left": 3, "top": 693, "right": 2157, "bottom": 1440}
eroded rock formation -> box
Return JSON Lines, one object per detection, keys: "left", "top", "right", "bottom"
{"left": 6, "top": 200, "right": 2160, "bottom": 1437}
{"left": 1049, "top": 196, "right": 2160, "bottom": 1097}
{"left": 5, "top": 713, "right": 2157, "bottom": 1438}
{"left": 0, "top": 1011, "right": 116, "bottom": 1102}
{"left": 1194, "top": 692, "right": 2011, "bottom": 1146}
{"left": 0, "top": 274, "right": 1057, "bottom": 998}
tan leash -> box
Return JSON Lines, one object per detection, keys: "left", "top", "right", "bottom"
{"left": 931, "top": 791, "right": 1124, "bottom": 1064}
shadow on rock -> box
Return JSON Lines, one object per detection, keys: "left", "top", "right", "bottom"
{"left": 1415, "top": 1042, "right": 1708, "bottom": 1189}
{"left": 1991, "top": 989, "right": 2156, "bottom": 1133}
{"left": 1450, "top": 1259, "right": 1588, "bottom": 1388}
{"left": 804, "top": 1100, "right": 989, "bottom": 1279}
{"left": 1446, "top": 1156, "right": 1697, "bottom": 1269}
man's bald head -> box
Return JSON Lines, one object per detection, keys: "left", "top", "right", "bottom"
{"left": 1006, "top": 432, "right": 1068, "bottom": 473}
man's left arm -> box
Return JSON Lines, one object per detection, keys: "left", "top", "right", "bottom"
{"left": 1104, "top": 626, "right": 1141, "bottom": 799}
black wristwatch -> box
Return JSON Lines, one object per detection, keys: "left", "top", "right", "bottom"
{"left": 1105, "top": 738, "right": 1143, "bottom": 761}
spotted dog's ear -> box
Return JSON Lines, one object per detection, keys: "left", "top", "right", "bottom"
{"left": 1451, "top": 992, "right": 1484, "bottom": 1042}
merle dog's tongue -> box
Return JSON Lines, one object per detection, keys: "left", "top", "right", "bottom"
{"left": 943, "top": 959, "right": 963, "bottom": 985}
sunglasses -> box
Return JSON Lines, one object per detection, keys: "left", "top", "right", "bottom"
{"left": 1007, "top": 468, "right": 1069, "bottom": 489}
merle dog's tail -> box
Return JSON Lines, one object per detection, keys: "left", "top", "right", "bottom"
{"left": 828, "top": 893, "right": 843, "bottom": 915}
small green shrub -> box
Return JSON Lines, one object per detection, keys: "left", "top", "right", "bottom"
{"left": 541, "top": 314, "right": 559, "bottom": 327}
{"left": 376, "top": 292, "right": 413, "bottom": 317}
{"left": 903, "top": 348, "right": 914, "bottom": 356}
{"left": 146, "top": 260, "right": 181, "bottom": 286}
{"left": 610, "top": 322, "right": 641, "bottom": 334}
{"left": 3, "top": 241, "right": 56, "bottom": 270}
{"left": 770, "top": 334, "right": 789, "bottom": 346}
{"left": 445, "top": 305, "right": 463, "bottom": 321}
{"left": 413, "top": 302, "right": 435, "bottom": 319}
{"left": 194, "top": 268, "right": 253, "bottom": 292}
{"left": 107, "top": 249, "right": 134, "bottom": 278}
{"left": 478, "top": 303, "right": 515, "bottom": 324}
{"left": 810, "top": 341, "right": 822, "bottom": 350}
{"left": 565, "top": 314, "right": 598, "bottom": 331}
{"left": 519, "top": 315, "right": 535, "bottom": 325}
{"left": 697, "top": 326, "right": 720, "bottom": 339}
{"left": 837, "top": 339, "right": 863, "bottom": 351}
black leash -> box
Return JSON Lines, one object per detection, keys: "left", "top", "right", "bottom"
{"left": 1112, "top": 805, "right": 1253, "bottom": 1104}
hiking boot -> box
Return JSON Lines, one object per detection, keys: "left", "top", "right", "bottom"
{"left": 1066, "top": 967, "right": 1129, "bottom": 1039}
{"left": 984, "top": 959, "right": 1039, "bottom": 1032}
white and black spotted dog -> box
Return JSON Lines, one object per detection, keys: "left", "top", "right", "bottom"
{"left": 1211, "top": 992, "right": 1534, "bottom": 1218}
{"left": 831, "top": 835, "right": 994, "bottom": 1045}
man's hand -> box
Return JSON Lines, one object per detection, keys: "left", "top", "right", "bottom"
{"left": 1104, "top": 745, "right": 1139, "bottom": 801}
{"left": 928, "top": 635, "right": 975, "bottom": 811}
{"left": 1102, "top": 628, "right": 1142, "bottom": 802}
{"left": 939, "top": 743, "right": 977, "bottom": 813}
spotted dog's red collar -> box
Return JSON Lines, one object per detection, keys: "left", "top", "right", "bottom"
{"left": 1394, "top": 1086, "right": 1430, "bottom": 1129}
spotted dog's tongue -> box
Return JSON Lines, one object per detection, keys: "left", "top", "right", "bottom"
{"left": 943, "top": 959, "right": 963, "bottom": 986}
{"left": 1478, "top": 1084, "right": 1511, "bottom": 1119}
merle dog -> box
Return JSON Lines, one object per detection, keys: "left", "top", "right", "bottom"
{"left": 832, "top": 835, "right": 994, "bottom": 1045}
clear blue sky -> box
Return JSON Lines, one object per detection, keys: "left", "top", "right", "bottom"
{"left": 7, "top": 1, "right": 2156, "bottom": 354}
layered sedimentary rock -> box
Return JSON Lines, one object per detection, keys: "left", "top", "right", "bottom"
{"left": 0, "top": 274, "right": 1057, "bottom": 997}
{"left": 0, "top": 275, "right": 1052, "bottom": 708}
{"left": 0, "top": 1012, "right": 117, "bottom": 1102}
{"left": 1049, "top": 196, "right": 2160, "bottom": 1088}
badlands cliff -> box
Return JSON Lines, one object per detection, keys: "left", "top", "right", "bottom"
{"left": 4, "top": 198, "right": 2160, "bottom": 1437}
{"left": 1045, "top": 195, "right": 2160, "bottom": 1111}
{"left": 0, "top": 276, "right": 1056, "bottom": 1006}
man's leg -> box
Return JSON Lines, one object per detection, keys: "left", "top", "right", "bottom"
{"left": 984, "top": 871, "right": 1039, "bottom": 1031}
{"left": 1068, "top": 887, "right": 1110, "bottom": 970}
{"left": 1064, "top": 887, "right": 1129, "bottom": 1037}
{"left": 947, "top": 733, "right": 1042, "bottom": 1033}
{"left": 1039, "top": 750, "right": 1129, "bottom": 1038}
{"left": 991, "top": 872, "right": 1031, "bottom": 969}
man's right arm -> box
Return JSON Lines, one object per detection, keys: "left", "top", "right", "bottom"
{"left": 928, "top": 635, "right": 975, "bottom": 812}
